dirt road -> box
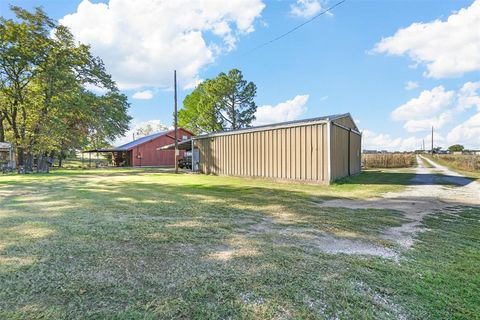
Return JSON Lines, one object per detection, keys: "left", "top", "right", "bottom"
{"left": 317, "top": 155, "right": 480, "bottom": 256}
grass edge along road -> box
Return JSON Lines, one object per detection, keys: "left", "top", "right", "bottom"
{"left": 425, "top": 154, "right": 480, "bottom": 180}
{"left": 1, "top": 168, "right": 479, "bottom": 319}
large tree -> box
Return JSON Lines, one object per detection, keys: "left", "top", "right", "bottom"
{"left": 0, "top": 6, "right": 130, "bottom": 169}
{"left": 179, "top": 69, "right": 257, "bottom": 134}
{"left": 448, "top": 144, "right": 464, "bottom": 153}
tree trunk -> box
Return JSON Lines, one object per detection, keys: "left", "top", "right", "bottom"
{"left": 17, "top": 147, "right": 24, "bottom": 167}
{"left": 58, "top": 150, "right": 64, "bottom": 168}
{"left": 24, "top": 152, "right": 33, "bottom": 173}
{"left": 0, "top": 117, "right": 4, "bottom": 142}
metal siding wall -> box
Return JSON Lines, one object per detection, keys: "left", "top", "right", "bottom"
{"left": 350, "top": 132, "right": 361, "bottom": 175}
{"left": 329, "top": 124, "right": 362, "bottom": 181}
{"left": 295, "top": 127, "right": 301, "bottom": 179}
{"left": 197, "top": 122, "right": 330, "bottom": 182}
{"left": 312, "top": 125, "right": 318, "bottom": 180}
{"left": 306, "top": 126, "right": 312, "bottom": 180}
{"left": 323, "top": 124, "right": 329, "bottom": 181}
{"left": 321, "top": 124, "right": 327, "bottom": 181}
{"left": 330, "top": 125, "right": 347, "bottom": 180}
{"left": 286, "top": 129, "right": 291, "bottom": 179}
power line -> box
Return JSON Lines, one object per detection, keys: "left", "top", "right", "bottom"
{"left": 243, "top": 0, "right": 347, "bottom": 55}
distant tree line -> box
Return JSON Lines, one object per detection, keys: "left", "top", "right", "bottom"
{"left": 0, "top": 6, "right": 131, "bottom": 170}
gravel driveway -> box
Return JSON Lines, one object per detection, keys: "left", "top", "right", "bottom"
{"left": 318, "top": 156, "right": 480, "bottom": 256}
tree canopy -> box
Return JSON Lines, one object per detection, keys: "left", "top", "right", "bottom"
{"left": 0, "top": 6, "right": 131, "bottom": 169}
{"left": 448, "top": 144, "right": 464, "bottom": 152}
{"left": 178, "top": 69, "right": 257, "bottom": 134}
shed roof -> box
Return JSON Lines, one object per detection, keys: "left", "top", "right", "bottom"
{"left": 0, "top": 142, "right": 12, "bottom": 151}
{"left": 84, "top": 128, "right": 195, "bottom": 153}
{"left": 194, "top": 113, "right": 357, "bottom": 139}
{"left": 115, "top": 131, "right": 170, "bottom": 151}
{"left": 83, "top": 131, "right": 171, "bottom": 153}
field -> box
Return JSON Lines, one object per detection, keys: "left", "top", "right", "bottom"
{"left": 428, "top": 154, "right": 480, "bottom": 180}
{"left": 1, "top": 168, "right": 479, "bottom": 319}
{"left": 362, "top": 153, "right": 416, "bottom": 168}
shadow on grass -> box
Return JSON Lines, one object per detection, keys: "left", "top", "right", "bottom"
{"left": 0, "top": 172, "right": 407, "bottom": 318}
{"left": 1, "top": 169, "right": 479, "bottom": 318}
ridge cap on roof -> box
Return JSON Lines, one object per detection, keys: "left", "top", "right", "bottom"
{"left": 194, "top": 113, "right": 352, "bottom": 139}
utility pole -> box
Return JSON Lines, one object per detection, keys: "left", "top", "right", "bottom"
{"left": 174, "top": 70, "right": 179, "bottom": 174}
{"left": 431, "top": 126, "right": 434, "bottom": 155}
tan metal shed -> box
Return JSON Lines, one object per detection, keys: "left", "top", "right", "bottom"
{"left": 193, "top": 113, "right": 361, "bottom": 183}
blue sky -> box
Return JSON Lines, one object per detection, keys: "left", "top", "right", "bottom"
{"left": 1, "top": 0, "right": 479, "bottom": 150}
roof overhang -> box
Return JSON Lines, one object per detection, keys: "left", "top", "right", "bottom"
{"left": 0, "top": 142, "right": 12, "bottom": 151}
{"left": 157, "top": 139, "right": 193, "bottom": 151}
{"left": 82, "top": 149, "right": 126, "bottom": 153}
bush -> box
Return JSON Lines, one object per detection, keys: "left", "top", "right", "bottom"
{"left": 362, "top": 153, "right": 416, "bottom": 168}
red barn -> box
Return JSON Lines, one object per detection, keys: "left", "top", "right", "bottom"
{"left": 106, "top": 128, "right": 193, "bottom": 167}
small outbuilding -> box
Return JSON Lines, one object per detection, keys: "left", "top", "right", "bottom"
{"left": 0, "top": 142, "right": 15, "bottom": 169}
{"left": 168, "top": 113, "right": 361, "bottom": 183}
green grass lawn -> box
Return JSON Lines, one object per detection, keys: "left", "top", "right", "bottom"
{"left": 0, "top": 169, "right": 479, "bottom": 319}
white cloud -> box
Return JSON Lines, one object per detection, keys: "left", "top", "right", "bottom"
{"left": 390, "top": 81, "right": 480, "bottom": 138}
{"left": 392, "top": 82, "right": 480, "bottom": 133}
{"left": 405, "top": 81, "right": 418, "bottom": 90}
{"left": 403, "top": 112, "right": 453, "bottom": 133}
{"left": 254, "top": 94, "right": 309, "bottom": 125}
{"left": 447, "top": 112, "right": 480, "bottom": 148}
{"left": 132, "top": 90, "right": 154, "bottom": 100}
{"left": 362, "top": 129, "right": 402, "bottom": 151}
{"left": 363, "top": 129, "right": 444, "bottom": 151}
{"left": 290, "top": 0, "right": 322, "bottom": 19}
{"left": 391, "top": 86, "right": 455, "bottom": 121}
{"left": 60, "top": 0, "right": 265, "bottom": 90}
{"left": 457, "top": 81, "right": 480, "bottom": 112}
{"left": 373, "top": 0, "right": 480, "bottom": 78}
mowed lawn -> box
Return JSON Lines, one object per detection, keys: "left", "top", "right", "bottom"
{"left": 0, "top": 169, "right": 479, "bottom": 319}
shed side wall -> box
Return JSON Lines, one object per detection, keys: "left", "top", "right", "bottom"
{"left": 330, "top": 124, "right": 361, "bottom": 181}
{"left": 196, "top": 123, "right": 329, "bottom": 182}
{"left": 350, "top": 132, "right": 361, "bottom": 175}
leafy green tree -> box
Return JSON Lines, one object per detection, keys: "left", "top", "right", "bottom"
{"left": 448, "top": 144, "right": 464, "bottom": 153}
{"left": 211, "top": 69, "right": 257, "bottom": 130}
{"left": 0, "top": 6, "right": 131, "bottom": 169}
{"left": 179, "top": 69, "right": 257, "bottom": 134}
{"left": 179, "top": 82, "right": 224, "bottom": 134}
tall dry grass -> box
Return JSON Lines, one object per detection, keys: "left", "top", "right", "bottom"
{"left": 362, "top": 153, "right": 416, "bottom": 168}
{"left": 432, "top": 154, "right": 480, "bottom": 172}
